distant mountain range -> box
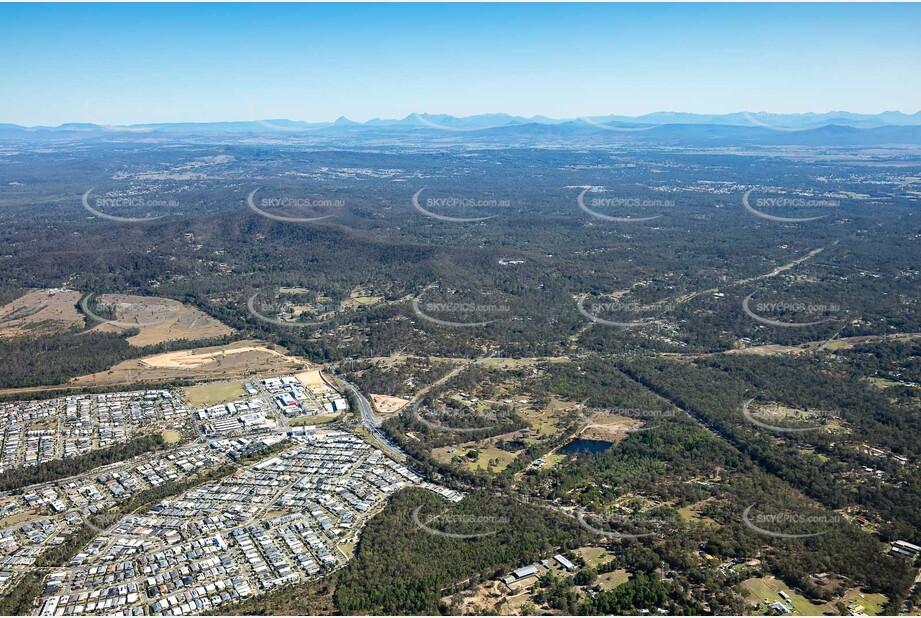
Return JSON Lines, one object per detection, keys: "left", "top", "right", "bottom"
{"left": 6, "top": 110, "right": 921, "bottom": 131}
{"left": 3, "top": 111, "right": 921, "bottom": 146}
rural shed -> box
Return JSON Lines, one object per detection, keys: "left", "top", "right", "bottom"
{"left": 513, "top": 565, "right": 538, "bottom": 579}
{"left": 554, "top": 554, "right": 575, "bottom": 570}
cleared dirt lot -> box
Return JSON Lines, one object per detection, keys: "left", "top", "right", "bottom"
{"left": 135, "top": 343, "right": 292, "bottom": 370}
{"left": 294, "top": 368, "right": 328, "bottom": 388}
{"left": 0, "top": 290, "right": 234, "bottom": 348}
{"left": 370, "top": 394, "right": 410, "bottom": 417}
{"left": 160, "top": 429, "right": 184, "bottom": 444}
{"left": 728, "top": 332, "right": 921, "bottom": 356}
{"left": 0, "top": 289, "right": 84, "bottom": 337}
{"left": 443, "top": 577, "right": 544, "bottom": 615}
{"left": 90, "top": 294, "right": 234, "bottom": 346}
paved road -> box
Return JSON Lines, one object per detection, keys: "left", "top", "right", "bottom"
{"left": 327, "top": 352, "right": 500, "bottom": 460}
{"left": 900, "top": 570, "right": 921, "bottom": 615}
{"left": 331, "top": 372, "right": 406, "bottom": 460}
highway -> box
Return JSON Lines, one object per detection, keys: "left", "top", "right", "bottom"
{"left": 326, "top": 351, "right": 501, "bottom": 461}
{"left": 331, "top": 370, "right": 407, "bottom": 460}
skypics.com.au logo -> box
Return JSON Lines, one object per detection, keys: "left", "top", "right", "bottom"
{"left": 742, "top": 399, "right": 839, "bottom": 434}
{"left": 247, "top": 290, "right": 329, "bottom": 329}
{"left": 576, "top": 401, "right": 676, "bottom": 433}
{"left": 577, "top": 296, "right": 679, "bottom": 328}
{"left": 82, "top": 188, "right": 177, "bottom": 223}
{"left": 247, "top": 188, "right": 344, "bottom": 223}
{"left": 80, "top": 293, "right": 179, "bottom": 329}
{"left": 406, "top": 113, "right": 498, "bottom": 133}
{"left": 743, "top": 504, "right": 841, "bottom": 539}
{"left": 411, "top": 506, "right": 507, "bottom": 540}
{"left": 576, "top": 117, "right": 657, "bottom": 133}
{"left": 742, "top": 293, "right": 841, "bottom": 328}
{"left": 577, "top": 188, "right": 672, "bottom": 222}
{"left": 411, "top": 188, "right": 506, "bottom": 223}
{"left": 408, "top": 405, "right": 515, "bottom": 435}
{"left": 412, "top": 287, "right": 510, "bottom": 328}
{"left": 742, "top": 189, "right": 839, "bottom": 223}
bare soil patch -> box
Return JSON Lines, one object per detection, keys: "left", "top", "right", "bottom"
{"left": 160, "top": 429, "right": 184, "bottom": 444}
{"left": 78, "top": 341, "right": 308, "bottom": 386}
{"left": 0, "top": 289, "right": 84, "bottom": 337}
{"left": 370, "top": 394, "right": 410, "bottom": 417}
{"left": 294, "top": 368, "right": 327, "bottom": 388}
{"left": 90, "top": 294, "right": 233, "bottom": 346}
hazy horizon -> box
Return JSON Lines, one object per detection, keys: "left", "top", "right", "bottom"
{"left": 6, "top": 108, "right": 921, "bottom": 129}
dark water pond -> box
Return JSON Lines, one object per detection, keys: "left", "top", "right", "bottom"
{"left": 559, "top": 438, "right": 613, "bottom": 455}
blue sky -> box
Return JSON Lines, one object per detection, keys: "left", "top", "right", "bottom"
{"left": 2, "top": 3, "right": 920, "bottom": 126}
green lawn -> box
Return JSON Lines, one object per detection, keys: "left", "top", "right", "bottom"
{"left": 574, "top": 546, "right": 614, "bottom": 568}
{"left": 541, "top": 453, "right": 566, "bottom": 469}
{"left": 289, "top": 414, "right": 339, "bottom": 426}
{"left": 740, "top": 577, "right": 828, "bottom": 616}
{"left": 677, "top": 499, "right": 718, "bottom": 526}
{"left": 597, "top": 569, "right": 630, "bottom": 591}
{"left": 183, "top": 381, "right": 245, "bottom": 407}
{"left": 841, "top": 589, "right": 888, "bottom": 615}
